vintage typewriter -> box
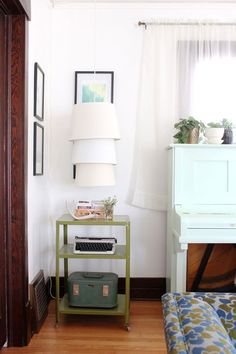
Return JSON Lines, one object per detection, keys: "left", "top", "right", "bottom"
{"left": 73, "top": 236, "right": 117, "bottom": 254}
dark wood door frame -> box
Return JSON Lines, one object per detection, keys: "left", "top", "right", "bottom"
{"left": 0, "top": 8, "right": 8, "bottom": 349}
{"left": 0, "top": 1, "right": 30, "bottom": 19}
{"left": 8, "top": 13, "right": 29, "bottom": 347}
{"left": 0, "top": 0, "right": 31, "bottom": 347}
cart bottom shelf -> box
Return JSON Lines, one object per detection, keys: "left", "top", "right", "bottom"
{"left": 58, "top": 293, "right": 127, "bottom": 316}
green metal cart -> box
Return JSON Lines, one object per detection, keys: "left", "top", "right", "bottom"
{"left": 55, "top": 214, "right": 130, "bottom": 330}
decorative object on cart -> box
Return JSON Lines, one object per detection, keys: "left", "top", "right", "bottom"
{"left": 66, "top": 200, "right": 105, "bottom": 220}
{"left": 173, "top": 117, "right": 205, "bottom": 144}
{"left": 204, "top": 121, "right": 224, "bottom": 144}
{"left": 74, "top": 71, "right": 114, "bottom": 104}
{"left": 33, "top": 122, "right": 44, "bottom": 176}
{"left": 221, "top": 118, "right": 234, "bottom": 144}
{"left": 73, "top": 236, "right": 117, "bottom": 254}
{"left": 69, "top": 102, "right": 120, "bottom": 186}
{"left": 33, "top": 62, "right": 45, "bottom": 121}
{"left": 67, "top": 272, "right": 118, "bottom": 308}
{"left": 102, "top": 196, "right": 117, "bottom": 220}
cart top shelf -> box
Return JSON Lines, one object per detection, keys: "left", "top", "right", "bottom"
{"left": 56, "top": 214, "right": 130, "bottom": 226}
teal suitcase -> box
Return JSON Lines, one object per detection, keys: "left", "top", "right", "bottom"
{"left": 67, "top": 271, "right": 118, "bottom": 308}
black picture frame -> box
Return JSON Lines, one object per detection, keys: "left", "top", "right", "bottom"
{"left": 74, "top": 71, "right": 114, "bottom": 104}
{"left": 34, "top": 62, "right": 45, "bottom": 121}
{"left": 33, "top": 122, "right": 44, "bottom": 176}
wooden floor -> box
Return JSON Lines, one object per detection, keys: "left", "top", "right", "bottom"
{"left": 2, "top": 300, "right": 167, "bottom": 354}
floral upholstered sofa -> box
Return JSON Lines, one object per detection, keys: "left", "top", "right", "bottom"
{"left": 162, "top": 292, "right": 236, "bottom": 354}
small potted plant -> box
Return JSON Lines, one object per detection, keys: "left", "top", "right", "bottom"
{"left": 221, "top": 118, "right": 234, "bottom": 144}
{"left": 102, "top": 196, "right": 117, "bottom": 220}
{"left": 173, "top": 116, "right": 205, "bottom": 144}
{"left": 205, "top": 121, "right": 224, "bottom": 144}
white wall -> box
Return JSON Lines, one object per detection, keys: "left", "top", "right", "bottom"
{"left": 28, "top": 1, "right": 236, "bottom": 281}
{"left": 50, "top": 3, "right": 166, "bottom": 277}
{"left": 28, "top": 0, "right": 53, "bottom": 281}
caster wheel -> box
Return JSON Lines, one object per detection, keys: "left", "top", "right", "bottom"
{"left": 125, "top": 324, "right": 131, "bottom": 331}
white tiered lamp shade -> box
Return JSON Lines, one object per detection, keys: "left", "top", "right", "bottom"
{"left": 72, "top": 139, "right": 117, "bottom": 164}
{"left": 69, "top": 103, "right": 120, "bottom": 141}
{"left": 69, "top": 102, "right": 120, "bottom": 186}
{"left": 75, "top": 164, "right": 115, "bottom": 186}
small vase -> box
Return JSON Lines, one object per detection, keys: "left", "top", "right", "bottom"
{"left": 187, "top": 128, "right": 199, "bottom": 144}
{"left": 222, "top": 128, "right": 233, "bottom": 144}
{"left": 104, "top": 206, "right": 113, "bottom": 220}
{"left": 204, "top": 128, "right": 224, "bottom": 144}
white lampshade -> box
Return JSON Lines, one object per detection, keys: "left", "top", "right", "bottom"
{"left": 72, "top": 139, "right": 117, "bottom": 164}
{"left": 75, "top": 163, "right": 115, "bottom": 186}
{"left": 69, "top": 102, "right": 120, "bottom": 141}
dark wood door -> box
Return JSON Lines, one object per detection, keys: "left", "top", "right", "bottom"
{"left": 0, "top": 8, "right": 7, "bottom": 348}
{"left": 0, "top": 0, "right": 30, "bottom": 347}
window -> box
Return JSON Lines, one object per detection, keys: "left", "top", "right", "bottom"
{"left": 178, "top": 41, "right": 236, "bottom": 125}
{"left": 191, "top": 57, "right": 236, "bottom": 123}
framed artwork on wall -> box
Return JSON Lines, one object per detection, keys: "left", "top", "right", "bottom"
{"left": 33, "top": 122, "right": 44, "bottom": 176}
{"left": 34, "top": 62, "right": 45, "bottom": 121}
{"left": 74, "top": 71, "right": 114, "bottom": 104}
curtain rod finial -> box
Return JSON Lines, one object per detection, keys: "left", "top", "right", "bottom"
{"left": 138, "top": 21, "right": 147, "bottom": 29}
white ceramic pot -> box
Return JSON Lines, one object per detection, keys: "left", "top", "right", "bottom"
{"left": 204, "top": 128, "right": 224, "bottom": 144}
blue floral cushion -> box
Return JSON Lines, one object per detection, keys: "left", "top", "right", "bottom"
{"left": 187, "top": 292, "right": 236, "bottom": 349}
{"left": 162, "top": 292, "right": 236, "bottom": 354}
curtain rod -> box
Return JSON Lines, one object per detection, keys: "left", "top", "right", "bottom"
{"left": 138, "top": 21, "right": 236, "bottom": 29}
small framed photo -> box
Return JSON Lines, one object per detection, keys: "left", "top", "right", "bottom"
{"left": 33, "top": 122, "right": 44, "bottom": 176}
{"left": 34, "top": 62, "right": 45, "bottom": 121}
{"left": 74, "top": 71, "right": 114, "bottom": 104}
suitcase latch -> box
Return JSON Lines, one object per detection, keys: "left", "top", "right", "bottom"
{"left": 73, "top": 283, "right": 79, "bottom": 296}
{"left": 103, "top": 285, "right": 109, "bottom": 296}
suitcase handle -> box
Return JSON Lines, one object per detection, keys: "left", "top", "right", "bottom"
{"left": 82, "top": 272, "right": 103, "bottom": 279}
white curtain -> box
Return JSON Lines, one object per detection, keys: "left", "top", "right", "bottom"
{"left": 129, "top": 22, "right": 236, "bottom": 211}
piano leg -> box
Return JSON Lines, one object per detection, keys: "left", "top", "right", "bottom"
{"left": 171, "top": 232, "right": 188, "bottom": 292}
{"left": 174, "top": 250, "right": 187, "bottom": 292}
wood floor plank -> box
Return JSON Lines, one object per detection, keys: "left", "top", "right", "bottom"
{"left": 2, "top": 300, "right": 167, "bottom": 353}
